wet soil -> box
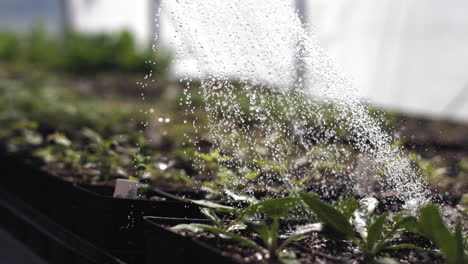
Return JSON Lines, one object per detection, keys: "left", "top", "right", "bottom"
{"left": 176, "top": 226, "right": 446, "bottom": 264}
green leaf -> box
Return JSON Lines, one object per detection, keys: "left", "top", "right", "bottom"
{"left": 374, "top": 215, "right": 418, "bottom": 254}
{"left": 249, "top": 219, "right": 279, "bottom": 251}
{"left": 195, "top": 151, "right": 217, "bottom": 162}
{"left": 245, "top": 171, "right": 261, "bottom": 180}
{"left": 289, "top": 223, "right": 324, "bottom": 237}
{"left": 200, "top": 208, "right": 221, "bottom": 226}
{"left": 279, "top": 250, "right": 300, "bottom": 264}
{"left": 172, "top": 224, "right": 261, "bottom": 250}
{"left": 226, "top": 223, "right": 247, "bottom": 232}
{"left": 128, "top": 176, "right": 139, "bottom": 181}
{"left": 367, "top": 214, "right": 387, "bottom": 254}
{"left": 299, "top": 192, "right": 356, "bottom": 240}
{"left": 47, "top": 132, "right": 71, "bottom": 147}
{"left": 188, "top": 199, "right": 239, "bottom": 214}
{"left": 336, "top": 198, "right": 358, "bottom": 220}
{"left": 418, "top": 204, "right": 463, "bottom": 264}
{"left": 280, "top": 258, "right": 300, "bottom": 264}
{"left": 389, "top": 215, "right": 419, "bottom": 236}
{"left": 454, "top": 218, "right": 467, "bottom": 264}
{"left": 371, "top": 257, "right": 400, "bottom": 264}
{"left": 224, "top": 189, "right": 258, "bottom": 204}
{"left": 396, "top": 214, "right": 421, "bottom": 234}
{"left": 278, "top": 223, "right": 323, "bottom": 252}
{"left": 81, "top": 127, "right": 102, "bottom": 143}
{"left": 238, "top": 197, "right": 302, "bottom": 220}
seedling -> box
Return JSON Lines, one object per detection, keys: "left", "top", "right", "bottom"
{"left": 174, "top": 196, "right": 311, "bottom": 263}
{"left": 399, "top": 204, "right": 467, "bottom": 264}
{"left": 299, "top": 193, "right": 467, "bottom": 263}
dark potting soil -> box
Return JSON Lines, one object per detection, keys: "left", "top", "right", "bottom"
{"left": 175, "top": 228, "right": 446, "bottom": 264}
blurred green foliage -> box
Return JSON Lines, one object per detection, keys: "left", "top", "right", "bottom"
{"left": 0, "top": 73, "right": 204, "bottom": 187}
{"left": 0, "top": 31, "right": 21, "bottom": 61}
{"left": 0, "top": 26, "right": 171, "bottom": 75}
{"left": 0, "top": 78, "right": 143, "bottom": 137}
{"left": 0, "top": 76, "right": 146, "bottom": 181}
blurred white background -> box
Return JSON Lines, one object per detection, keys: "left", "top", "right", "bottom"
{"left": 2, "top": 0, "right": 468, "bottom": 120}
{"left": 308, "top": 0, "right": 468, "bottom": 121}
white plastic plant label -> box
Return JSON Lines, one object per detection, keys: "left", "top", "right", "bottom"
{"left": 113, "top": 179, "right": 139, "bottom": 199}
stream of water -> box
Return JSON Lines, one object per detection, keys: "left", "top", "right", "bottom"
{"left": 158, "top": 0, "right": 430, "bottom": 209}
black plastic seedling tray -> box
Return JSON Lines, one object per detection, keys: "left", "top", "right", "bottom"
{"left": 71, "top": 184, "right": 204, "bottom": 263}
{"left": 143, "top": 216, "right": 240, "bottom": 264}
{"left": 0, "top": 187, "right": 125, "bottom": 264}
{"left": 0, "top": 153, "right": 204, "bottom": 263}
{"left": 0, "top": 154, "right": 80, "bottom": 227}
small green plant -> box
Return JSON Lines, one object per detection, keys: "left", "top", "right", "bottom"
{"left": 174, "top": 196, "right": 310, "bottom": 263}
{"left": 299, "top": 193, "right": 467, "bottom": 264}
{"left": 174, "top": 193, "right": 467, "bottom": 263}
{"left": 301, "top": 193, "right": 417, "bottom": 262}
{"left": 400, "top": 204, "right": 467, "bottom": 264}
